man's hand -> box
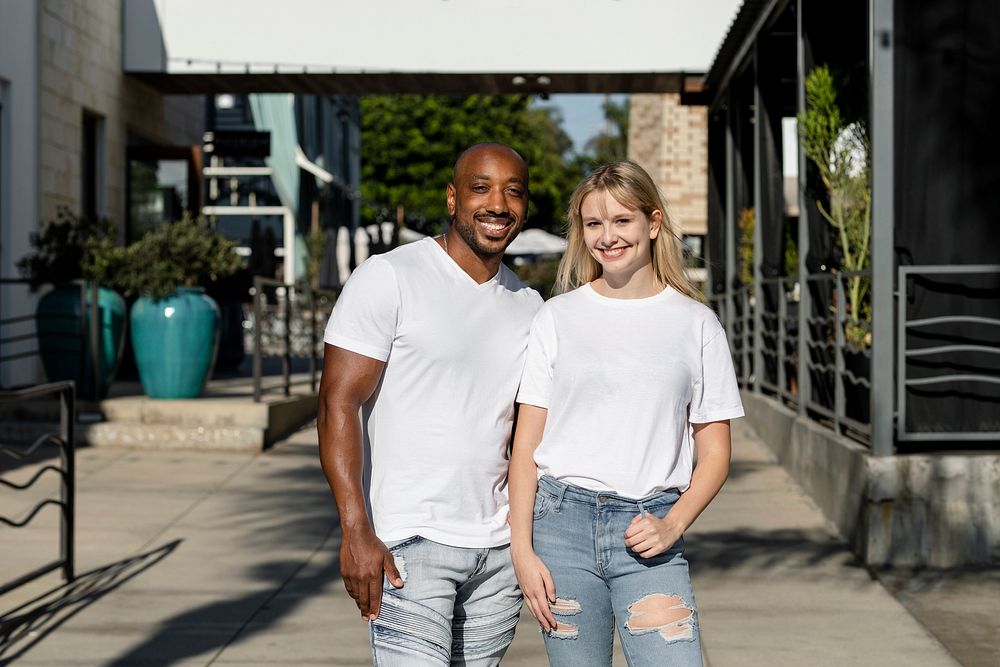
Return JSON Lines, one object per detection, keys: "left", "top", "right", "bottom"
{"left": 340, "top": 527, "right": 404, "bottom": 621}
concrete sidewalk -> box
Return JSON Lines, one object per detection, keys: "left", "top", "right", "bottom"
{"left": 0, "top": 420, "right": 976, "bottom": 665}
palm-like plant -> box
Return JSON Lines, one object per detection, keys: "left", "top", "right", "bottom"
{"left": 798, "top": 65, "right": 872, "bottom": 345}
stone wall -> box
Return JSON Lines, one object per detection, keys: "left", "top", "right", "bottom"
{"left": 627, "top": 93, "right": 707, "bottom": 236}
{"left": 38, "top": 0, "right": 202, "bottom": 227}
{"left": 742, "top": 391, "right": 1000, "bottom": 567}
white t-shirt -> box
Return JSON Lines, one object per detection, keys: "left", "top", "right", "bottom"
{"left": 324, "top": 237, "right": 542, "bottom": 547}
{"left": 516, "top": 283, "right": 744, "bottom": 498}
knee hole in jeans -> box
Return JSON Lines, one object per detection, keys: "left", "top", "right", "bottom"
{"left": 624, "top": 593, "right": 696, "bottom": 642}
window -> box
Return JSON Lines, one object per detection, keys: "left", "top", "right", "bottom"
{"left": 126, "top": 139, "right": 200, "bottom": 241}
{"left": 81, "top": 111, "right": 105, "bottom": 220}
{"left": 683, "top": 234, "right": 706, "bottom": 268}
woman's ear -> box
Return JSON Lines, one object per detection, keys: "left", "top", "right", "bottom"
{"left": 649, "top": 210, "right": 663, "bottom": 240}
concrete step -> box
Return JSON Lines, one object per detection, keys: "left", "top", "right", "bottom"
{"left": 0, "top": 393, "right": 317, "bottom": 453}
{"left": 81, "top": 421, "right": 264, "bottom": 452}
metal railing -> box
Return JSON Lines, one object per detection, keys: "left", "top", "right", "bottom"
{"left": 250, "top": 277, "right": 338, "bottom": 402}
{"left": 802, "top": 271, "right": 872, "bottom": 441}
{"left": 757, "top": 277, "right": 799, "bottom": 406}
{"left": 711, "top": 269, "right": 873, "bottom": 445}
{"left": 0, "top": 381, "right": 75, "bottom": 595}
{"left": 0, "top": 279, "right": 101, "bottom": 398}
{"left": 897, "top": 264, "right": 1000, "bottom": 442}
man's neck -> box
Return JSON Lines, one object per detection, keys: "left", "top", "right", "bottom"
{"left": 438, "top": 234, "right": 502, "bottom": 285}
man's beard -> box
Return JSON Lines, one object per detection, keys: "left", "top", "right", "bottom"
{"left": 451, "top": 214, "right": 520, "bottom": 258}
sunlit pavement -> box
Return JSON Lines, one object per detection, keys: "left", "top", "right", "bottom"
{"left": 2, "top": 420, "right": 989, "bottom": 665}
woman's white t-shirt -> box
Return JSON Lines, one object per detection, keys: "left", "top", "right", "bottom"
{"left": 516, "top": 283, "right": 744, "bottom": 498}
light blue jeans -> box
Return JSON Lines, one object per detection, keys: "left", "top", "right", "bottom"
{"left": 369, "top": 536, "right": 522, "bottom": 666}
{"left": 533, "top": 475, "right": 703, "bottom": 667}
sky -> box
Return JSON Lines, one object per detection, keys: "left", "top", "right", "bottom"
{"left": 541, "top": 93, "right": 629, "bottom": 154}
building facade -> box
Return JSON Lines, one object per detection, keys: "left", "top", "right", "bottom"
{"left": 0, "top": 0, "right": 203, "bottom": 387}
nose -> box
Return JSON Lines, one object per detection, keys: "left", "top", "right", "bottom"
{"left": 485, "top": 187, "right": 509, "bottom": 215}
{"left": 600, "top": 223, "right": 618, "bottom": 247}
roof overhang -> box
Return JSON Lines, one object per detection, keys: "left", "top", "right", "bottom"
{"left": 125, "top": 0, "right": 742, "bottom": 95}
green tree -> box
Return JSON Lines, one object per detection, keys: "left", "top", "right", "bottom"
{"left": 583, "top": 96, "right": 630, "bottom": 166}
{"left": 797, "top": 65, "right": 871, "bottom": 345}
{"left": 360, "top": 95, "right": 583, "bottom": 234}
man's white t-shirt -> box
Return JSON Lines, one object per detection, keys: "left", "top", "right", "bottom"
{"left": 516, "top": 283, "right": 744, "bottom": 498}
{"left": 324, "top": 237, "right": 542, "bottom": 547}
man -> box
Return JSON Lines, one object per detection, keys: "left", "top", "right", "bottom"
{"left": 318, "top": 143, "right": 543, "bottom": 665}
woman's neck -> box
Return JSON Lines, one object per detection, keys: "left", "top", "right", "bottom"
{"left": 592, "top": 264, "right": 661, "bottom": 299}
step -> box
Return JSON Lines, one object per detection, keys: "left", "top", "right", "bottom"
{"left": 81, "top": 422, "right": 265, "bottom": 452}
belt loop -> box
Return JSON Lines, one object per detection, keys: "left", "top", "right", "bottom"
{"left": 637, "top": 499, "right": 648, "bottom": 517}
{"left": 554, "top": 482, "right": 567, "bottom": 513}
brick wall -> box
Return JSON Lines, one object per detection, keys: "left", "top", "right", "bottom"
{"left": 38, "top": 0, "right": 202, "bottom": 228}
{"left": 627, "top": 93, "right": 707, "bottom": 236}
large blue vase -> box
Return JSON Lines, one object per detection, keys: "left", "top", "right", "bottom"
{"left": 36, "top": 283, "right": 126, "bottom": 400}
{"left": 130, "top": 288, "right": 220, "bottom": 399}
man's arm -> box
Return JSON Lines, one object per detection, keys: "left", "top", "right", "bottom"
{"left": 317, "top": 343, "right": 402, "bottom": 621}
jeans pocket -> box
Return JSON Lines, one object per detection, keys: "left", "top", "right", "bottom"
{"left": 532, "top": 492, "right": 553, "bottom": 520}
{"left": 386, "top": 535, "right": 423, "bottom": 552}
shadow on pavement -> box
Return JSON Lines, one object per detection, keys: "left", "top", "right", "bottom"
{"left": 105, "top": 525, "right": 339, "bottom": 666}
{"left": 687, "top": 528, "right": 859, "bottom": 574}
{"left": 0, "top": 540, "right": 181, "bottom": 665}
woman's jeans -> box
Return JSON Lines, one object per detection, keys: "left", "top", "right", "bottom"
{"left": 533, "top": 475, "right": 703, "bottom": 667}
{"left": 369, "top": 536, "right": 522, "bottom": 666}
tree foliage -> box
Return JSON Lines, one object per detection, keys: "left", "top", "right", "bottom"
{"left": 17, "top": 207, "right": 116, "bottom": 289}
{"left": 798, "top": 65, "right": 872, "bottom": 344}
{"left": 101, "top": 214, "right": 243, "bottom": 301}
{"left": 583, "top": 97, "right": 630, "bottom": 166}
{"left": 360, "top": 95, "right": 585, "bottom": 235}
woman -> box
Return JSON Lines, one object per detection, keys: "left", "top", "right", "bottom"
{"left": 509, "top": 161, "right": 744, "bottom": 666}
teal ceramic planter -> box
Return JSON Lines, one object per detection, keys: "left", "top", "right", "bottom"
{"left": 130, "top": 288, "right": 220, "bottom": 399}
{"left": 37, "top": 283, "right": 126, "bottom": 400}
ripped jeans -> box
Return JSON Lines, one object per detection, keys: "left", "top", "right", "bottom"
{"left": 370, "top": 536, "right": 522, "bottom": 666}
{"left": 532, "top": 475, "right": 702, "bottom": 667}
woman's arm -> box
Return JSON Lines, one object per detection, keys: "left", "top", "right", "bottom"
{"left": 509, "top": 404, "right": 558, "bottom": 631}
{"left": 624, "top": 420, "right": 732, "bottom": 558}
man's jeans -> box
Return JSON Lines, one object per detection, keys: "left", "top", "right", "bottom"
{"left": 370, "top": 536, "right": 522, "bottom": 666}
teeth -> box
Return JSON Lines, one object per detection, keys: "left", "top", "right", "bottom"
{"left": 481, "top": 222, "right": 507, "bottom": 232}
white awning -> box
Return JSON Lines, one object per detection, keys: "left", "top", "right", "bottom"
{"left": 504, "top": 228, "right": 568, "bottom": 257}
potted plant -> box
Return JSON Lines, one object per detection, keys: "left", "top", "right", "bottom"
{"left": 798, "top": 64, "right": 872, "bottom": 422}
{"left": 113, "top": 214, "right": 242, "bottom": 399}
{"left": 17, "top": 208, "right": 127, "bottom": 400}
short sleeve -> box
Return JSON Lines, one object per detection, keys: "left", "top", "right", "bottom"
{"left": 516, "top": 306, "right": 557, "bottom": 408}
{"left": 323, "top": 256, "right": 399, "bottom": 361}
{"left": 689, "top": 325, "right": 745, "bottom": 423}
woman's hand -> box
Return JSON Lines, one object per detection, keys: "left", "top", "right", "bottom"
{"left": 623, "top": 512, "right": 685, "bottom": 559}
{"left": 512, "top": 547, "right": 558, "bottom": 631}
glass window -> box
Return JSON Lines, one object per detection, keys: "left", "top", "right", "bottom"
{"left": 126, "top": 142, "right": 199, "bottom": 241}
{"left": 81, "top": 111, "right": 105, "bottom": 220}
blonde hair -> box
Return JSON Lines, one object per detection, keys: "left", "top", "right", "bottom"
{"left": 555, "top": 160, "right": 703, "bottom": 301}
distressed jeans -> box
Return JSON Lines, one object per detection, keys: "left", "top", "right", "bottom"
{"left": 369, "top": 536, "right": 522, "bottom": 666}
{"left": 533, "top": 475, "right": 703, "bottom": 667}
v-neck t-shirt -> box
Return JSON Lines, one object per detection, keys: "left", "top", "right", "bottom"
{"left": 324, "top": 237, "right": 543, "bottom": 547}
{"left": 516, "top": 283, "right": 744, "bottom": 498}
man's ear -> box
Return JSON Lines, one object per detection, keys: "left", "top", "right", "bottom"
{"left": 446, "top": 183, "right": 457, "bottom": 216}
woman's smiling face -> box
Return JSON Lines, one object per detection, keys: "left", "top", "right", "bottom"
{"left": 580, "top": 189, "right": 661, "bottom": 282}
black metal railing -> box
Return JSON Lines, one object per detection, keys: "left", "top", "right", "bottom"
{"left": 0, "top": 381, "right": 75, "bottom": 595}
{"left": 710, "top": 269, "right": 873, "bottom": 445}
{"left": 250, "top": 277, "right": 338, "bottom": 402}
{"left": 897, "top": 264, "right": 1000, "bottom": 443}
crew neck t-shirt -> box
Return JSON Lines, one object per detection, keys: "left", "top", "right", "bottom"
{"left": 324, "top": 237, "right": 543, "bottom": 547}
{"left": 516, "top": 282, "right": 744, "bottom": 498}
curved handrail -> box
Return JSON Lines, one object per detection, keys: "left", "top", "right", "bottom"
{"left": 0, "top": 464, "right": 66, "bottom": 490}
